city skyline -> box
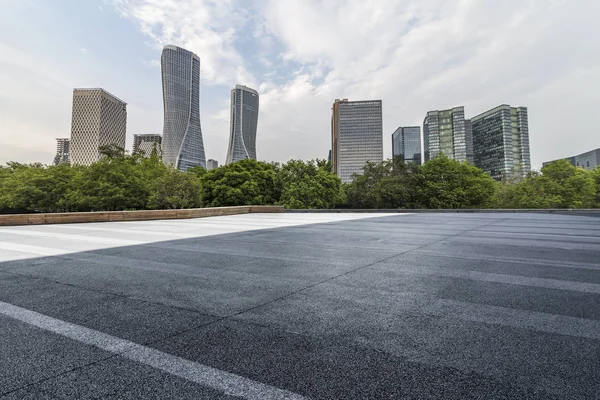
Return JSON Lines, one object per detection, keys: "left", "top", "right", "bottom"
{"left": 1, "top": 1, "right": 599, "bottom": 168}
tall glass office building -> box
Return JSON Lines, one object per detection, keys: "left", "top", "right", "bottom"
{"left": 472, "top": 105, "right": 531, "bottom": 180}
{"left": 423, "top": 106, "right": 469, "bottom": 163}
{"left": 331, "top": 99, "right": 383, "bottom": 183}
{"left": 392, "top": 126, "right": 421, "bottom": 164}
{"left": 161, "top": 45, "right": 206, "bottom": 170}
{"left": 226, "top": 85, "right": 259, "bottom": 164}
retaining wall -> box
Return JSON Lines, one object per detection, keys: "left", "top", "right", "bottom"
{"left": 0, "top": 206, "right": 285, "bottom": 226}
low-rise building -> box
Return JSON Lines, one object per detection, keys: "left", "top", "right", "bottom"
{"left": 543, "top": 148, "right": 600, "bottom": 170}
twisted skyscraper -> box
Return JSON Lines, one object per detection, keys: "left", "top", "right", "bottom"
{"left": 161, "top": 45, "right": 206, "bottom": 170}
{"left": 226, "top": 85, "right": 259, "bottom": 164}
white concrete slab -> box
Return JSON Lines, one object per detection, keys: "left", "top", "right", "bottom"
{"left": 0, "top": 213, "right": 399, "bottom": 262}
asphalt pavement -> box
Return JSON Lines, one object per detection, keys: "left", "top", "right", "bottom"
{"left": 0, "top": 212, "right": 599, "bottom": 399}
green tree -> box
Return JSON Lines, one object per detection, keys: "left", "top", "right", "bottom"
{"left": 186, "top": 165, "right": 208, "bottom": 179}
{"left": 496, "top": 172, "right": 563, "bottom": 209}
{"left": 411, "top": 155, "right": 497, "bottom": 209}
{"left": 148, "top": 168, "right": 202, "bottom": 209}
{"left": 200, "top": 159, "right": 277, "bottom": 207}
{"left": 499, "top": 160, "right": 596, "bottom": 209}
{"left": 274, "top": 159, "right": 343, "bottom": 209}
{"left": 345, "top": 157, "right": 416, "bottom": 209}
{"left": 64, "top": 146, "right": 155, "bottom": 211}
{"left": 541, "top": 160, "right": 595, "bottom": 208}
{"left": 0, "top": 163, "right": 82, "bottom": 213}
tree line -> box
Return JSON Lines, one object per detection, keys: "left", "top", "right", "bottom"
{"left": 0, "top": 145, "right": 598, "bottom": 213}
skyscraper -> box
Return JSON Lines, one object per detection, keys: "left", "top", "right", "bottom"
{"left": 392, "top": 126, "right": 421, "bottom": 164}
{"left": 331, "top": 99, "right": 383, "bottom": 183}
{"left": 133, "top": 134, "right": 162, "bottom": 157}
{"left": 472, "top": 105, "right": 531, "bottom": 180}
{"left": 53, "top": 138, "right": 70, "bottom": 165}
{"left": 161, "top": 45, "right": 206, "bottom": 170}
{"left": 226, "top": 85, "right": 259, "bottom": 164}
{"left": 207, "top": 159, "right": 219, "bottom": 170}
{"left": 70, "top": 88, "right": 127, "bottom": 165}
{"left": 423, "top": 106, "right": 469, "bottom": 163}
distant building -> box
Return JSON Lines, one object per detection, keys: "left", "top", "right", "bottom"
{"left": 392, "top": 126, "right": 421, "bottom": 164}
{"left": 331, "top": 99, "right": 383, "bottom": 183}
{"left": 53, "top": 138, "right": 70, "bottom": 165}
{"left": 161, "top": 45, "right": 206, "bottom": 170}
{"left": 207, "top": 159, "right": 219, "bottom": 170}
{"left": 70, "top": 88, "right": 127, "bottom": 165}
{"left": 423, "top": 106, "right": 469, "bottom": 163}
{"left": 226, "top": 85, "right": 259, "bottom": 164}
{"left": 543, "top": 148, "right": 600, "bottom": 170}
{"left": 465, "top": 119, "right": 474, "bottom": 164}
{"left": 472, "top": 105, "right": 531, "bottom": 180}
{"left": 133, "top": 134, "right": 162, "bottom": 157}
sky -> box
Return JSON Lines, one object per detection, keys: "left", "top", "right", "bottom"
{"left": 0, "top": 0, "right": 598, "bottom": 169}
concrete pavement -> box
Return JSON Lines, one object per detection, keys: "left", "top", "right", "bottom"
{"left": 0, "top": 212, "right": 599, "bottom": 399}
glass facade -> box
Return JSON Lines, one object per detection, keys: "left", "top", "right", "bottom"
{"left": 543, "top": 148, "right": 600, "bottom": 170}
{"left": 226, "top": 85, "right": 259, "bottom": 164}
{"left": 472, "top": 105, "right": 531, "bottom": 180}
{"left": 465, "top": 119, "right": 474, "bottom": 164}
{"left": 161, "top": 45, "right": 206, "bottom": 170}
{"left": 392, "top": 126, "right": 421, "bottom": 164}
{"left": 331, "top": 99, "right": 383, "bottom": 183}
{"left": 423, "top": 106, "right": 469, "bottom": 163}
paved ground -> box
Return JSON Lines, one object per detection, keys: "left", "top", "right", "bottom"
{"left": 0, "top": 212, "right": 599, "bottom": 399}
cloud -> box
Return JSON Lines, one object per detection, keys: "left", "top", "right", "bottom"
{"left": 3, "top": 0, "right": 595, "bottom": 167}
{"left": 109, "top": 0, "right": 600, "bottom": 167}
{"left": 79, "top": 48, "right": 88, "bottom": 53}
{"left": 107, "top": 0, "right": 255, "bottom": 86}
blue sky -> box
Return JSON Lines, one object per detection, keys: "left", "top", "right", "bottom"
{"left": 1, "top": 0, "right": 599, "bottom": 167}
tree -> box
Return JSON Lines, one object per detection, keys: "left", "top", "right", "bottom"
{"left": 274, "top": 159, "right": 343, "bottom": 209}
{"left": 148, "top": 168, "right": 202, "bottom": 209}
{"left": 498, "top": 160, "right": 596, "bottom": 209}
{"left": 411, "top": 155, "right": 497, "bottom": 209}
{"left": 186, "top": 165, "right": 207, "bottom": 179}
{"left": 0, "top": 163, "right": 82, "bottom": 213}
{"left": 64, "top": 146, "right": 156, "bottom": 211}
{"left": 345, "top": 157, "right": 416, "bottom": 209}
{"left": 200, "top": 159, "right": 277, "bottom": 207}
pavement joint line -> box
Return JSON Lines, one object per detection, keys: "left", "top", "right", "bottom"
{"left": 0, "top": 301, "right": 308, "bottom": 400}
{"left": 412, "top": 250, "right": 600, "bottom": 271}
{"left": 463, "top": 230, "right": 600, "bottom": 240}
{"left": 220, "top": 218, "right": 506, "bottom": 322}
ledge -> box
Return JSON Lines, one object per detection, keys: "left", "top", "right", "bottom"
{"left": 0, "top": 206, "right": 285, "bottom": 226}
